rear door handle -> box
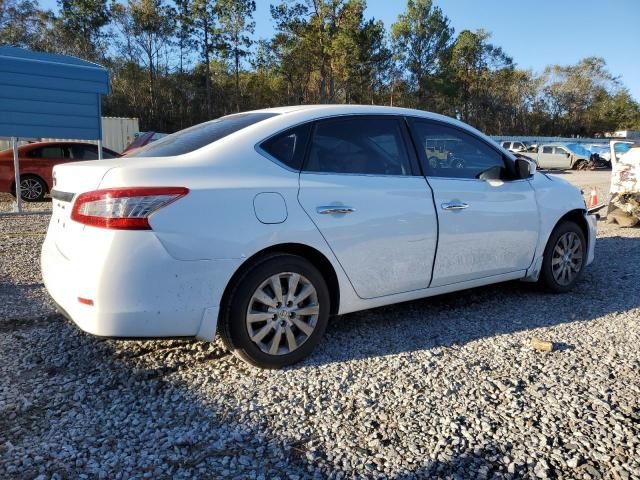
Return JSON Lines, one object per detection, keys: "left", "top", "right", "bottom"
{"left": 316, "top": 206, "right": 356, "bottom": 215}
{"left": 441, "top": 201, "right": 469, "bottom": 210}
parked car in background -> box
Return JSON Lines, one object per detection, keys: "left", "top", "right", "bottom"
{"left": 122, "top": 131, "right": 167, "bottom": 155}
{"left": 501, "top": 141, "right": 527, "bottom": 153}
{"left": 607, "top": 141, "right": 640, "bottom": 226}
{"left": 524, "top": 143, "right": 596, "bottom": 170}
{"left": 0, "top": 141, "right": 119, "bottom": 201}
{"left": 42, "top": 105, "right": 596, "bottom": 368}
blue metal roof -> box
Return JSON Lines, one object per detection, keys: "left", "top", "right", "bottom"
{"left": 0, "top": 46, "right": 110, "bottom": 140}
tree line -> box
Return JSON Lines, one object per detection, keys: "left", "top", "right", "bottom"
{"left": 2, "top": 0, "right": 639, "bottom": 135}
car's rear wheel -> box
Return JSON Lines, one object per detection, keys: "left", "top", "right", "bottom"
{"left": 16, "top": 175, "right": 46, "bottom": 202}
{"left": 539, "top": 221, "right": 586, "bottom": 293}
{"left": 219, "top": 254, "right": 330, "bottom": 368}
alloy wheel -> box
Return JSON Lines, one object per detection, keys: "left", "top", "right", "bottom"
{"left": 246, "top": 272, "right": 320, "bottom": 355}
{"left": 20, "top": 178, "right": 43, "bottom": 200}
{"left": 551, "top": 231, "right": 583, "bottom": 286}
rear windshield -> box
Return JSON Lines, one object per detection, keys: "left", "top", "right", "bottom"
{"left": 127, "top": 112, "right": 278, "bottom": 158}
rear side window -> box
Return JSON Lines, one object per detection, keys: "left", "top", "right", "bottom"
{"left": 34, "top": 146, "right": 70, "bottom": 159}
{"left": 128, "top": 112, "right": 278, "bottom": 158}
{"left": 71, "top": 144, "right": 97, "bottom": 160}
{"left": 70, "top": 144, "right": 118, "bottom": 160}
{"left": 304, "top": 116, "right": 412, "bottom": 176}
{"left": 259, "top": 123, "right": 312, "bottom": 170}
{"left": 542, "top": 146, "right": 553, "bottom": 154}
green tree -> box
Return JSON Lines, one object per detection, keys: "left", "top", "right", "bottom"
{"left": 391, "top": 0, "right": 453, "bottom": 108}
{"left": 0, "top": 0, "right": 55, "bottom": 51}
{"left": 191, "top": 0, "right": 221, "bottom": 117}
{"left": 448, "top": 29, "right": 513, "bottom": 129}
{"left": 56, "top": 0, "right": 111, "bottom": 60}
{"left": 111, "top": 0, "right": 175, "bottom": 125}
{"left": 216, "top": 0, "right": 256, "bottom": 111}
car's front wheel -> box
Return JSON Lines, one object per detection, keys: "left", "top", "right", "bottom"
{"left": 219, "top": 254, "right": 330, "bottom": 368}
{"left": 539, "top": 220, "right": 586, "bottom": 293}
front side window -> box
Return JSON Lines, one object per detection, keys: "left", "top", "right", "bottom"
{"left": 554, "top": 147, "right": 568, "bottom": 155}
{"left": 260, "top": 123, "right": 312, "bottom": 170}
{"left": 411, "top": 120, "right": 508, "bottom": 180}
{"left": 128, "top": 112, "right": 279, "bottom": 158}
{"left": 304, "top": 116, "right": 412, "bottom": 176}
{"left": 71, "top": 144, "right": 97, "bottom": 160}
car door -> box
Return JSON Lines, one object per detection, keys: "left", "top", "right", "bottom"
{"left": 297, "top": 115, "right": 438, "bottom": 299}
{"left": 24, "top": 145, "right": 69, "bottom": 188}
{"left": 536, "top": 145, "right": 555, "bottom": 168}
{"left": 408, "top": 118, "right": 539, "bottom": 287}
{"left": 553, "top": 146, "right": 572, "bottom": 169}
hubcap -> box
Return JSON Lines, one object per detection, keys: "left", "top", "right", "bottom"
{"left": 246, "top": 272, "right": 319, "bottom": 355}
{"left": 551, "top": 232, "right": 583, "bottom": 286}
{"left": 20, "top": 178, "right": 43, "bottom": 200}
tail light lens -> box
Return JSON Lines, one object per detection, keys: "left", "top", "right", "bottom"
{"left": 71, "top": 187, "right": 189, "bottom": 230}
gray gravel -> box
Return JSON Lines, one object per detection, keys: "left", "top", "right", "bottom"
{"left": 1, "top": 177, "right": 639, "bottom": 479}
{"left": 0, "top": 193, "right": 52, "bottom": 214}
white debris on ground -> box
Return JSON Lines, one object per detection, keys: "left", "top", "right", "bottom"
{"left": 1, "top": 174, "right": 639, "bottom": 479}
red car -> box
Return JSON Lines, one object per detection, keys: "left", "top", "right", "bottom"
{"left": 0, "top": 141, "right": 119, "bottom": 201}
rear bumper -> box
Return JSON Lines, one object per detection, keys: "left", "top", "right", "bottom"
{"left": 585, "top": 213, "right": 597, "bottom": 266}
{"left": 41, "top": 228, "right": 237, "bottom": 341}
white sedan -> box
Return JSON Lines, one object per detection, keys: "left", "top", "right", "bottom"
{"left": 42, "top": 105, "right": 596, "bottom": 368}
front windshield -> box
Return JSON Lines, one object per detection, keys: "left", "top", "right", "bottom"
{"left": 565, "top": 143, "right": 591, "bottom": 156}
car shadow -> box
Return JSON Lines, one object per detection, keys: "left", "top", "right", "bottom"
{"left": 300, "top": 234, "right": 640, "bottom": 367}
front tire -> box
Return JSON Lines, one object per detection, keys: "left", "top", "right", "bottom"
{"left": 539, "top": 221, "right": 586, "bottom": 293}
{"left": 572, "top": 160, "right": 587, "bottom": 170}
{"left": 219, "top": 254, "right": 330, "bottom": 368}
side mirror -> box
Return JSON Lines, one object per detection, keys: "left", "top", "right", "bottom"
{"left": 566, "top": 152, "right": 570, "bottom": 157}
{"left": 515, "top": 157, "right": 536, "bottom": 178}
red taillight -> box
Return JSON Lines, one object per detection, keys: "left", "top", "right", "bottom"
{"left": 70, "top": 187, "right": 189, "bottom": 230}
{"left": 78, "top": 297, "right": 94, "bottom": 306}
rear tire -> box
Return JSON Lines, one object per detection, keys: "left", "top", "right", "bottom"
{"left": 219, "top": 254, "right": 330, "bottom": 368}
{"left": 539, "top": 221, "right": 587, "bottom": 293}
{"left": 16, "top": 175, "right": 46, "bottom": 202}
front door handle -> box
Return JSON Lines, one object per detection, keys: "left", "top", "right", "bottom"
{"left": 441, "top": 201, "right": 469, "bottom": 210}
{"left": 316, "top": 206, "right": 356, "bottom": 215}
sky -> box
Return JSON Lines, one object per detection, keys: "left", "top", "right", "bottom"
{"left": 39, "top": 0, "right": 640, "bottom": 100}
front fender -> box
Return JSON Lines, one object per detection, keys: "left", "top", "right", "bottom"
{"left": 523, "top": 173, "right": 592, "bottom": 281}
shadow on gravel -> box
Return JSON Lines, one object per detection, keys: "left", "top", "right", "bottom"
{"left": 0, "top": 318, "right": 313, "bottom": 478}
{"left": 301, "top": 235, "right": 640, "bottom": 367}
{"left": 2, "top": 231, "right": 639, "bottom": 478}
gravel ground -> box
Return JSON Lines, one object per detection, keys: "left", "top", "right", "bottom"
{"left": 0, "top": 193, "right": 52, "bottom": 214}
{"left": 1, "top": 172, "right": 639, "bottom": 479}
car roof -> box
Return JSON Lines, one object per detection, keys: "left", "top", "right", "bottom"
{"left": 18, "top": 141, "right": 105, "bottom": 148}
{"left": 245, "top": 104, "right": 461, "bottom": 122}
{"left": 240, "top": 104, "right": 501, "bottom": 150}
{"left": 0, "top": 141, "right": 117, "bottom": 157}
